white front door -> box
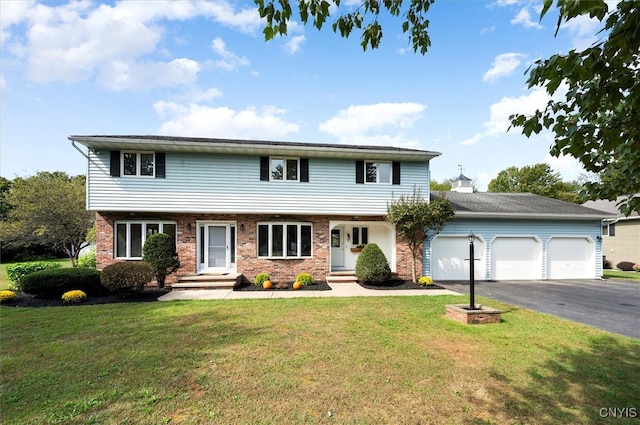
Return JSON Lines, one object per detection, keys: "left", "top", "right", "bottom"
{"left": 198, "top": 223, "right": 236, "bottom": 273}
{"left": 331, "top": 227, "right": 345, "bottom": 269}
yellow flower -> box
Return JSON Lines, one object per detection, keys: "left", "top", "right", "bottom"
{"left": 418, "top": 276, "right": 434, "bottom": 286}
{"left": 0, "top": 290, "right": 17, "bottom": 303}
{"left": 62, "top": 290, "right": 87, "bottom": 304}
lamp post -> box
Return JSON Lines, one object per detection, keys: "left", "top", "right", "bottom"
{"left": 468, "top": 233, "right": 477, "bottom": 310}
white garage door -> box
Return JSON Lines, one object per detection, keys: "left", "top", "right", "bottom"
{"left": 547, "top": 237, "right": 594, "bottom": 279}
{"left": 491, "top": 237, "right": 542, "bottom": 280}
{"left": 431, "top": 236, "right": 486, "bottom": 280}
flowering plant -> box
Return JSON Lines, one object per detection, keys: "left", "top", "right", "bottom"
{"left": 62, "top": 290, "right": 87, "bottom": 304}
{"left": 418, "top": 276, "right": 434, "bottom": 286}
{"left": 0, "top": 290, "right": 17, "bottom": 303}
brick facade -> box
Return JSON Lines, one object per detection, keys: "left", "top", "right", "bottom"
{"left": 95, "top": 212, "right": 416, "bottom": 284}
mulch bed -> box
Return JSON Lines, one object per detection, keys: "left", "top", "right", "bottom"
{"left": 357, "top": 280, "right": 446, "bottom": 290}
{"left": 234, "top": 280, "right": 332, "bottom": 291}
{"left": 0, "top": 288, "right": 171, "bottom": 308}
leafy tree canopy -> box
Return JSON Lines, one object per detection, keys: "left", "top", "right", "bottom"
{"left": 0, "top": 172, "right": 94, "bottom": 266}
{"left": 488, "top": 163, "right": 581, "bottom": 203}
{"left": 256, "top": 0, "right": 639, "bottom": 214}
{"left": 430, "top": 179, "right": 452, "bottom": 192}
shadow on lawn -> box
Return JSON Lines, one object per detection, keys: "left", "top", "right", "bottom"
{"left": 473, "top": 334, "right": 640, "bottom": 424}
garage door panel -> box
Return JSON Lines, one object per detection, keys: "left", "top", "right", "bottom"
{"left": 432, "top": 236, "right": 485, "bottom": 280}
{"left": 547, "top": 238, "right": 594, "bottom": 279}
{"left": 491, "top": 237, "right": 541, "bottom": 280}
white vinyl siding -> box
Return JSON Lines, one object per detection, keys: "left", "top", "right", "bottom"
{"left": 86, "top": 151, "right": 429, "bottom": 214}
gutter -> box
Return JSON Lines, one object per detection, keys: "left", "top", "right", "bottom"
{"left": 71, "top": 139, "right": 90, "bottom": 160}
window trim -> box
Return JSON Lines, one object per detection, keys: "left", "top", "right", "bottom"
{"left": 121, "top": 151, "right": 156, "bottom": 178}
{"left": 269, "top": 156, "right": 300, "bottom": 182}
{"left": 114, "top": 220, "right": 177, "bottom": 259}
{"left": 352, "top": 226, "right": 369, "bottom": 245}
{"left": 257, "top": 222, "right": 313, "bottom": 258}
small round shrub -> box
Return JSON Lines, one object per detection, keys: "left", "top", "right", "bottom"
{"left": 100, "top": 261, "right": 155, "bottom": 293}
{"left": 0, "top": 290, "right": 17, "bottom": 303}
{"left": 603, "top": 258, "right": 612, "bottom": 269}
{"left": 616, "top": 261, "right": 635, "bottom": 272}
{"left": 633, "top": 263, "right": 640, "bottom": 272}
{"left": 77, "top": 247, "right": 97, "bottom": 269}
{"left": 62, "top": 290, "right": 87, "bottom": 304}
{"left": 255, "top": 272, "right": 270, "bottom": 286}
{"left": 142, "top": 233, "right": 180, "bottom": 288}
{"left": 418, "top": 276, "right": 434, "bottom": 286}
{"left": 296, "top": 273, "right": 314, "bottom": 286}
{"left": 6, "top": 261, "right": 63, "bottom": 290}
{"left": 21, "top": 268, "right": 104, "bottom": 298}
{"left": 355, "top": 243, "right": 391, "bottom": 284}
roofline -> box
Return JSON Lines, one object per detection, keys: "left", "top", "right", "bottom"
{"left": 68, "top": 135, "right": 441, "bottom": 162}
{"left": 454, "top": 211, "right": 615, "bottom": 220}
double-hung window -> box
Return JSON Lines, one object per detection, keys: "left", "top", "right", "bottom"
{"left": 115, "top": 221, "right": 177, "bottom": 259}
{"left": 257, "top": 222, "right": 312, "bottom": 258}
{"left": 270, "top": 157, "right": 299, "bottom": 181}
{"left": 123, "top": 151, "right": 155, "bottom": 177}
{"left": 365, "top": 161, "right": 391, "bottom": 184}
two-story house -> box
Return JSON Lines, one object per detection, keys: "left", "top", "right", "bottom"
{"left": 70, "top": 135, "right": 439, "bottom": 285}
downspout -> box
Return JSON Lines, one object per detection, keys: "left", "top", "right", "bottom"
{"left": 70, "top": 139, "right": 90, "bottom": 160}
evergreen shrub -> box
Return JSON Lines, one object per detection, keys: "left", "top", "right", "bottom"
{"left": 21, "top": 268, "right": 104, "bottom": 298}
{"left": 355, "top": 243, "right": 391, "bottom": 284}
{"left": 100, "top": 262, "right": 154, "bottom": 293}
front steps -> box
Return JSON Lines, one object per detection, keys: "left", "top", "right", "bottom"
{"left": 171, "top": 273, "right": 242, "bottom": 290}
{"left": 326, "top": 271, "right": 358, "bottom": 284}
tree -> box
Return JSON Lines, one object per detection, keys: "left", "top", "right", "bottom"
{"left": 488, "top": 163, "right": 581, "bottom": 203}
{"left": 430, "top": 179, "right": 452, "bottom": 192}
{"left": 0, "top": 172, "right": 94, "bottom": 266}
{"left": 510, "top": 1, "right": 640, "bottom": 216}
{"left": 142, "top": 232, "right": 180, "bottom": 288}
{"left": 0, "top": 177, "right": 11, "bottom": 221}
{"left": 386, "top": 186, "right": 455, "bottom": 283}
{"left": 256, "top": 1, "right": 639, "bottom": 215}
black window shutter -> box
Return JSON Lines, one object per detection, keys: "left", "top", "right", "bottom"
{"left": 392, "top": 162, "right": 401, "bottom": 185}
{"left": 260, "top": 157, "right": 269, "bottom": 181}
{"left": 155, "top": 152, "right": 166, "bottom": 178}
{"left": 355, "top": 160, "right": 364, "bottom": 184}
{"left": 300, "top": 158, "right": 309, "bottom": 182}
{"left": 110, "top": 151, "right": 121, "bottom": 177}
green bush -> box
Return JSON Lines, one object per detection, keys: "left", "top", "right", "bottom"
{"left": 21, "top": 268, "right": 104, "bottom": 298}
{"left": 254, "top": 272, "right": 270, "bottom": 286}
{"left": 77, "top": 247, "right": 97, "bottom": 268}
{"left": 100, "top": 261, "right": 154, "bottom": 293}
{"left": 617, "top": 261, "right": 635, "bottom": 272}
{"left": 355, "top": 243, "right": 391, "bottom": 284}
{"left": 62, "top": 290, "right": 87, "bottom": 304}
{"left": 296, "top": 273, "right": 314, "bottom": 286}
{"left": 142, "top": 233, "right": 180, "bottom": 288}
{"left": 6, "top": 261, "right": 63, "bottom": 289}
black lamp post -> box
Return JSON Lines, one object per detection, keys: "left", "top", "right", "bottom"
{"left": 468, "top": 233, "right": 477, "bottom": 310}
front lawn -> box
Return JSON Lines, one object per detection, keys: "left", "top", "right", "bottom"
{"left": 1, "top": 296, "right": 639, "bottom": 424}
{"left": 603, "top": 269, "right": 640, "bottom": 282}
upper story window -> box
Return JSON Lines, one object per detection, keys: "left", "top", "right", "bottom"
{"left": 110, "top": 150, "right": 166, "bottom": 178}
{"left": 602, "top": 222, "right": 616, "bottom": 237}
{"left": 356, "top": 160, "right": 401, "bottom": 185}
{"left": 257, "top": 222, "right": 312, "bottom": 258}
{"left": 260, "top": 157, "right": 309, "bottom": 182}
{"left": 115, "top": 221, "right": 177, "bottom": 259}
{"left": 123, "top": 152, "right": 155, "bottom": 177}
{"left": 271, "top": 157, "right": 299, "bottom": 181}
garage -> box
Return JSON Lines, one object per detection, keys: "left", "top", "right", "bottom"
{"left": 491, "top": 236, "right": 542, "bottom": 280}
{"left": 431, "top": 236, "right": 486, "bottom": 280}
{"left": 547, "top": 237, "right": 595, "bottom": 279}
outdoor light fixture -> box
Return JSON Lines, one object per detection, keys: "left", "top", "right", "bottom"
{"left": 468, "top": 233, "right": 478, "bottom": 310}
{"left": 240, "top": 223, "right": 245, "bottom": 232}
{"left": 187, "top": 222, "right": 192, "bottom": 231}
{"left": 346, "top": 233, "right": 351, "bottom": 242}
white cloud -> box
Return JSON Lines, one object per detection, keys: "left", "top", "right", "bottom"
{"left": 154, "top": 102, "right": 300, "bottom": 139}
{"left": 1, "top": 1, "right": 260, "bottom": 89}
{"left": 544, "top": 152, "right": 585, "bottom": 182}
{"left": 284, "top": 35, "right": 306, "bottom": 55}
{"left": 560, "top": 13, "right": 602, "bottom": 50}
{"left": 511, "top": 7, "right": 543, "bottom": 29}
{"left": 211, "top": 37, "right": 250, "bottom": 71}
{"left": 99, "top": 58, "right": 201, "bottom": 91}
{"left": 319, "top": 102, "right": 426, "bottom": 148}
{"left": 483, "top": 52, "right": 526, "bottom": 82}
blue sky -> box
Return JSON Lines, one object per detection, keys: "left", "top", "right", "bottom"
{"left": 1, "top": 0, "right": 605, "bottom": 190}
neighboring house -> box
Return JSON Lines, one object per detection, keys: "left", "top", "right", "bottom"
{"left": 583, "top": 196, "right": 640, "bottom": 268}
{"left": 425, "top": 190, "right": 615, "bottom": 281}
{"left": 69, "top": 135, "right": 439, "bottom": 284}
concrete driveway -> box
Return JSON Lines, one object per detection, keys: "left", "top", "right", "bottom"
{"left": 438, "top": 279, "right": 640, "bottom": 339}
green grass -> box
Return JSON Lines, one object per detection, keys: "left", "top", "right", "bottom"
{"left": 1, "top": 296, "right": 638, "bottom": 424}
{"left": 603, "top": 269, "right": 640, "bottom": 282}
{"left": 0, "top": 258, "right": 72, "bottom": 290}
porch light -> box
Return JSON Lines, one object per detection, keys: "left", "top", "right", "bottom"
{"left": 240, "top": 223, "right": 245, "bottom": 232}
{"left": 468, "top": 233, "right": 478, "bottom": 310}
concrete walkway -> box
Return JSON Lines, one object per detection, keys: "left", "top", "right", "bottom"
{"left": 158, "top": 283, "right": 461, "bottom": 301}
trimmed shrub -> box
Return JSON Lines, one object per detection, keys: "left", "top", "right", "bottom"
{"left": 603, "top": 258, "right": 612, "bottom": 269}
{"left": 418, "top": 276, "right": 434, "bottom": 286}
{"left": 254, "top": 272, "right": 270, "bottom": 286}
{"left": 355, "top": 243, "right": 391, "bottom": 284}
{"left": 142, "top": 233, "right": 180, "bottom": 288}
{"left": 6, "top": 261, "right": 63, "bottom": 289}
{"left": 0, "top": 290, "right": 17, "bottom": 303}
{"left": 21, "top": 268, "right": 104, "bottom": 298}
{"left": 62, "top": 290, "right": 87, "bottom": 304}
{"left": 616, "top": 261, "right": 635, "bottom": 272}
{"left": 634, "top": 263, "right": 640, "bottom": 272}
{"left": 296, "top": 273, "right": 314, "bottom": 286}
{"left": 100, "top": 261, "right": 154, "bottom": 293}
{"left": 77, "top": 247, "right": 97, "bottom": 269}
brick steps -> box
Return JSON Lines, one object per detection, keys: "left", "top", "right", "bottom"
{"left": 171, "top": 273, "right": 242, "bottom": 290}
